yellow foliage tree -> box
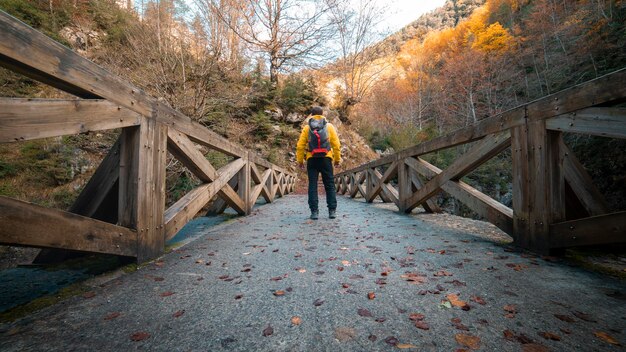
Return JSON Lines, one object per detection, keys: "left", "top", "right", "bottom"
{"left": 472, "top": 22, "right": 514, "bottom": 53}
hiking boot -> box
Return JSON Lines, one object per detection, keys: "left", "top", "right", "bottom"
{"left": 329, "top": 209, "right": 336, "bottom": 219}
{"left": 310, "top": 211, "right": 319, "bottom": 220}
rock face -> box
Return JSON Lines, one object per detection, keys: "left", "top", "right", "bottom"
{"left": 60, "top": 26, "right": 104, "bottom": 53}
{"left": 265, "top": 108, "right": 283, "bottom": 121}
{"left": 285, "top": 112, "right": 306, "bottom": 123}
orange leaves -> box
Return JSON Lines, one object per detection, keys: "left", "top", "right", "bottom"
{"left": 130, "top": 331, "right": 150, "bottom": 342}
{"left": 594, "top": 331, "right": 621, "bottom": 346}
{"left": 273, "top": 290, "right": 285, "bottom": 296}
{"left": 472, "top": 22, "right": 514, "bottom": 54}
{"left": 447, "top": 293, "right": 470, "bottom": 310}
{"left": 368, "top": 292, "right": 376, "bottom": 300}
{"left": 455, "top": 334, "right": 481, "bottom": 350}
{"left": 291, "top": 316, "right": 302, "bottom": 326}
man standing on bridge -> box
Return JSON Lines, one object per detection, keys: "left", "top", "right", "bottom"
{"left": 296, "top": 106, "right": 342, "bottom": 220}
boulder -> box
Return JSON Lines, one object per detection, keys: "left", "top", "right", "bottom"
{"left": 286, "top": 112, "right": 306, "bottom": 123}
{"left": 265, "top": 108, "right": 283, "bottom": 121}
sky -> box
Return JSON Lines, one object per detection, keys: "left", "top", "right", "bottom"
{"left": 382, "top": 0, "right": 446, "bottom": 32}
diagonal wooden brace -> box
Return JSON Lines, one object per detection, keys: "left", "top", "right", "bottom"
{"left": 404, "top": 131, "right": 511, "bottom": 213}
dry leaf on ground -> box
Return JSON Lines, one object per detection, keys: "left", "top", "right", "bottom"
{"left": 594, "top": 331, "right": 621, "bottom": 346}
{"left": 455, "top": 334, "right": 481, "bottom": 350}
{"left": 130, "top": 331, "right": 150, "bottom": 341}
{"left": 291, "top": 316, "right": 302, "bottom": 325}
{"left": 262, "top": 325, "right": 273, "bottom": 337}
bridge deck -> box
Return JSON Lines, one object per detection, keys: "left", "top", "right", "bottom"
{"left": 1, "top": 195, "right": 623, "bottom": 351}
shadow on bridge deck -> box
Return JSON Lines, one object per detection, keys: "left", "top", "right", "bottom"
{"left": 1, "top": 195, "right": 623, "bottom": 351}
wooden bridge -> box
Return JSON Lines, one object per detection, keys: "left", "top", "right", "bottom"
{"left": 335, "top": 68, "right": 626, "bottom": 253}
{"left": 0, "top": 10, "right": 624, "bottom": 265}
{"left": 0, "top": 11, "right": 295, "bottom": 263}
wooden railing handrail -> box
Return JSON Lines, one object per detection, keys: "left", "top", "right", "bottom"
{"left": 0, "top": 10, "right": 296, "bottom": 262}
{"left": 0, "top": 10, "right": 292, "bottom": 176}
{"left": 337, "top": 68, "right": 626, "bottom": 177}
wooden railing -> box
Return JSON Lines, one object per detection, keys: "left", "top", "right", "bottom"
{"left": 335, "top": 68, "right": 626, "bottom": 253}
{"left": 0, "top": 11, "right": 296, "bottom": 262}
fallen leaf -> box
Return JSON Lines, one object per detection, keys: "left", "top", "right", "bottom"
{"left": 173, "top": 310, "right": 185, "bottom": 318}
{"left": 358, "top": 308, "right": 373, "bottom": 317}
{"left": 337, "top": 266, "right": 344, "bottom": 271}
{"left": 572, "top": 311, "right": 597, "bottom": 322}
{"left": 160, "top": 291, "right": 175, "bottom": 297}
{"left": 409, "top": 313, "right": 425, "bottom": 321}
{"left": 451, "top": 318, "right": 469, "bottom": 331}
{"left": 334, "top": 327, "right": 356, "bottom": 342}
{"left": 503, "top": 330, "right": 516, "bottom": 341}
{"left": 470, "top": 295, "right": 486, "bottom": 305}
{"left": 297, "top": 268, "right": 307, "bottom": 273}
{"left": 554, "top": 314, "right": 575, "bottom": 322}
{"left": 368, "top": 292, "right": 376, "bottom": 300}
{"left": 434, "top": 270, "right": 453, "bottom": 277}
{"left": 313, "top": 298, "right": 325, "bottom": 306}
{"left": 504, "top": 304, "right": 517, "bottom": 313}
{"left": 235, "top": 294, "right": 243, "bottom": 300}
{"left": 521, "top": 343, "right": 550, "bottom": 352}
{"left": 262, "top": 325, "right": 274, "bottom": 337}
{"left": 375, "top": 317, "right": 386, "bottom": 323}
{"left": 153, "top": 277, "right": 164, "bottom": 282}
{"left": 83, "top": 292, "right": 96, "bottom": 299}
{"left": 447, "top": 294, "right": 470, "bottom": 310}
{"left": 455, "top": 334, "right": 480, "bottom": 350}
{"left": 270, "top": 276, "right": 283, "bottom": 281}
{"left": 538, "top": 331, "right": 561, "bottom": 341}
{"left": 130, "top": 331, "right": 150, "bottom": 341}
{"left": 396, "top": 343, "right": 418, "bottom": 349}
{"left": 196, "top": 259, "right": 204, "bottom": 264}
{"left": 291, "top": 316, "right": 302, "bottom": 325}
{"left": 593, "top": 331, "right": 621, "bottom": 346}
{"left": 368, "top": 334, "right": 377, "bottom": 342}
{"left": 440, "top": 300, "right": 452, "bottom": 309}
{"left": 414, "top": 321, "right": 430, "bottom": 330}
{"left": 516, "top": 333, "right": 534, "bottom": 344}
{"left": 384, "top": 336, "right": 399, "bottom": 346}
{"left": 274, "top": 290, "right": 285, "bottom": 296}
{"left": 341, "top": 260, "right": 350, "bottom": 265}
{"left": 104, "top": 312, "right": 121, "bottom": 320}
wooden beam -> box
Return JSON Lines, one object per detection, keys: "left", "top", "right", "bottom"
{"left": 350, "top": 172, "right": 365, "bottom": 198}
{"left": 70, "top": 137, "right": 121, "bottom": 218}
{"left": 546, "top": 107, "right": 626, "bottom": 139}
{"left": 404, "top": 131, "right": 512, "bottom": 212}
{"left": 206, "top": 176, "right": 238, "bottom": 215}
{"left": 0, "top": 196, "right": 136, "bottom": 256}
{"left": 0, "top": 98, "right": 141, "bottom": 143}
{"left": 407, "top": 157, "right": 513, "bottom": 235}
{"left": 166, "top": 129, "right": 244, "bottom": 214}
{"left": 511, "top": 125, "right": 531, "bottom": 245}
{"left": 560, "top": 139, "right": 609, "bottom": 216}
{"left": 367, "top": 161, "right": 398, "bottom": 202}
{"left": 407, "top": 164, "right": 441, "bottom": 213}
{"left": 165, "top": 158, "right": 245, "bottom": 239}
{"left": 337, "top": 68, "right": 626, "bottom": 178}
{"left": 372, "top": 168, "right": 400, "bottom": 206}
{"left": 550, "top": 211, "right": 626, "bottom": 248}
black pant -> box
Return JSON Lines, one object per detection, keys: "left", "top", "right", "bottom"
{"left": 307, "top": 157, "right": 337, "bottom": 212}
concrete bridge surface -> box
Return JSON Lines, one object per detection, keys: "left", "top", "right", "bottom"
{"left": 0, "top": 195, "right": 624, "bottom": 351}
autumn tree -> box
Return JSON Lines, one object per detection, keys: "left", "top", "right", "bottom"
{"left": 325, "top": 0, "right": 387, "bottom": 122}
{"left": 197, "top": 0, "right": 336, "bottom": 84}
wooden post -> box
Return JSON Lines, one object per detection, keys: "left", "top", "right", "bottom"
{"left": 238, "top": 152, "right": 251, "bottom": 214}
{"left": 119, "top": 114, "right": 167, "bottom": 262}
{"left": 397, "top": 157, "right": 410, "bottom": 212}
{"left": 514, "top": 119, "right": 565, "bottom": 253}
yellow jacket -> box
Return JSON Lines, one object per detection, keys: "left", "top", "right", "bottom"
{"left": 296, "top": 115, "right": 341, "bottom": 163}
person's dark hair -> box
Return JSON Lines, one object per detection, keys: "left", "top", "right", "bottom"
{"left": 310, "top": 106, "right": 324, "bottom": 116}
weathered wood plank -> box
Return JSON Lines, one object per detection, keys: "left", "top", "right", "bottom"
{"left": 511, "top": 125, "right": 530, "bottom": 244}
{"left": 407, "top": 168, "right": 441, "bottom": 213}
{"left": 408, "top": 157, "right": 513, "bottom": 235}
{"left": 546, "top": 107, "right": 626, "bottom": 139}
{"left": 560, "top": 138, "right": 609, "bottom": 216}
{"left": 70, "top": 137, "right": 121, "bottom": 218}
{"left": 166, "top": 129, "right": 244, "bottom": 214}
{"left": 368, "top": 161, "right": 398, "bottom": 203}
{"left": 0, "top": 196, "right": 136, "bottom": 256}
{"left": 550, "top": 211, "right": 626, "bottom": 248}
{"left": 0, "top": 98, "right": 141, "bottom": 143}
{"left": 239, "top": 153, "right": 251, "bottom": 213}
{"left": 372, "top": 168, "right": 400, "bottom": 206}
{"left": 135, "top": 117, "right": 167, "bottom": 262}
{"left": 527, "top": 69, "right": 626, "bottom": 121}
{"left": 404, "top": 132, "right": 511, "bottom": 212}
{"left": 165, "top": 158, "right": 245, "bottom": 239}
